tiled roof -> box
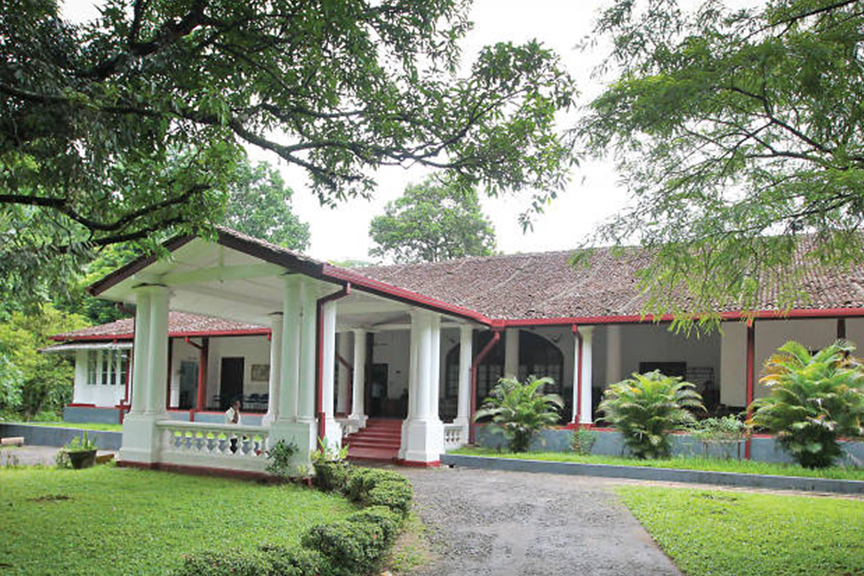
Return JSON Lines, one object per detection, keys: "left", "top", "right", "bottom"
{"left": 52, "top": 312, "right": 268, "bottom": 341}
{"left": 355, "top": 245, "right": 864, "bottom": 320}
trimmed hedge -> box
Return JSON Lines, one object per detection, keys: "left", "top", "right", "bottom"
{"left": 171, "top": 466, "right": 414, "bottom": 576}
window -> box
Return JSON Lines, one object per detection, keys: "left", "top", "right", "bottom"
{"left": 87, "top": 351, "right": 98, "bottom": 385}
{"left": 101, "top": 351, "right": 110, "bottom": 385}
{"left": 120, "top": 351, "right": 130, "bottom": 386}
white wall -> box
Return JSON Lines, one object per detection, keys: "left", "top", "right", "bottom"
{"left": 371, "top": 329, "right": 411, "bottom": 399}
{"left": 205, "top": 335, "right": 272, "bottom": 407}
{"left": 71, "top": 348, "right": 128, "bottom": 407}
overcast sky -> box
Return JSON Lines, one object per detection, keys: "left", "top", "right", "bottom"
{"left": 59, "top": 0, "right": 652, "bottom": 262}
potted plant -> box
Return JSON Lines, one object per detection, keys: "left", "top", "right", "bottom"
{"left": 63, "top": 432, "right": 98, "bottom": 469}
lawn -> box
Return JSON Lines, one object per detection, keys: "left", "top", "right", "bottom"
{"left": 617, "top": 486, "right": 864, "bottom": 576}
{"left": 7, "top": 421, "right": 124, "bottom": 432}
{"left": 0, "top": 465, "right": 355, "bottom": 576}
{"left": 450, "top": 446, "right": 864, "bottom": 481}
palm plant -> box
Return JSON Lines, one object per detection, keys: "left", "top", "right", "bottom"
{"left": 474, "top": 376, "right": 564, "bottom": 452}
{"left": 750, "top": 340, "right": 864, "bottom": 469}
{"left": 598, "top": 371, "right": 704, "bottom": 459}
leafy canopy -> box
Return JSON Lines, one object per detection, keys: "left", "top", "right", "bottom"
{"left": 598, "top": 371, "right": 704, "bottom": 459}
{"left": 1, "top": 0, "right": 575, "bottom": 305}
{"left": 369, "top": 177, "right": 497, "bottom": 263}
{"left": 474, "top": 376, "right": 563, "bottom": 452}
{"left": 578, "top": 0, "right": 864, "bottom": 325}
{"left": 750, "top": 339, "right": 864, "bottom": 468}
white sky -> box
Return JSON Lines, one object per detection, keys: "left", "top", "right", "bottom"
{"left": 59, "top": 0, "right": 650, "bottom": 262}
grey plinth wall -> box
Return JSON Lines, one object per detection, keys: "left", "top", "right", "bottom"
{"left": 474, "top": 425, "right": 864, "bottom": 466}
{"left": 0, "top": 423, "right": 122, "bottom": 451}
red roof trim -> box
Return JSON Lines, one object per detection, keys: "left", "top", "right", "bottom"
{"left": 51, "top": 328, "right": 271, "bottom": 342}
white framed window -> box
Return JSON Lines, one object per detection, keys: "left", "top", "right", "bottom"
{"left": 109, "top": 350, "right": 118, "bottom": 385}
{"left": 101, "top": 351, "right": 110, "bottom": 385}
{"left": 87, "top": 351, "right": 98, "bottom": 385}
{"left": 120, "top": 351, "right": 130, "bottom": 386}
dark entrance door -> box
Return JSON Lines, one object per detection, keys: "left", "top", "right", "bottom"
{"left": 178, "top": 360, "right": 198, "bottom": 410}
{"left": 219, "top": 357, "right": 244, "bottom": 410}
{"left": 367, "top": 363, "right": 390, "bottom": 417}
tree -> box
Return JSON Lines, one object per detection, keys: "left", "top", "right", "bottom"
{"left": 750, "top": 340, "right": 864, "bottom": 468}
{"left": 577, "top": 0, "right": 864, "bottom": 325}
{"left": 1, "top": 0, "right": 575, "bottom": 305}
{"left": 598, "top": 371, "right": 704, "bottom": 459}
{"left": 474, "top": 376, "right": 564, "bottom": 452}
{"left": 222, "top": 161, "right": 310, "bottom": 251}
{"left": 0, "top": 304, "right": 88, "bottom": 419}
{"left": 369, "top": 177, "right": 497, "bottom": 263}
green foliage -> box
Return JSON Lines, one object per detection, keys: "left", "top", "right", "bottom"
{"left": 347, "top": 506, "right": 402, "bottom": 546}
{"left": 265, "top": 439, "right": 299, "bottom": 480}
{"left": 369, "top": 177, "right": 497, "bottom": 263}
{"left": 0, "top": 353, "right": 23, "bottom": 413}
{"left": 364, "top": 480, "right": 414, "bottom": 518}
{"left": 598, "top": 371, "right": 704, "bottom": 459}
{"left": 618, "top": 486, "right": 864, "bottom": 576}
{"left": 311, "top": 438, "right": 350, "bottom": 492}
{"left": 62, "top": 432, "right": 97, "bottom": 453}
{"left": 750, "top": 340, "right": 864, "bottom": 468}
{"left": 221, "top": 161, "right": 310, "bottom": 251}
{"left": 572, "top": 427, "right": 598, "bottom": 455}
{"left": 174, "top": 547, "right": 330, "bottom": 576}
{"left": 0, "top": 465, "right": 354, "bottom": 576}
{"left": 301, "top": 521, "right": 388, "bottom": 576}
{"left": 474, "top": 376, "right": 564, "bottom": 452}
{"left": 1, "top": 1, "right": 575, "bottom": 305}
{"left": 0, "top": 304, "right": 88, "bottom": 419}
{"left": 578, "top": 0, "right": 864, "bottom": 329}
{"left": 452, "top": 447, "right": 864, "bottom": 481}
{"left": 345, "top": 468, "right": 411, "bottom": 505}
{"left": 690, "top": 415, "right": 746, "bottom": 459}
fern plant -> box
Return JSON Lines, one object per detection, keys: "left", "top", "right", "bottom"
{"left": 750, "top": 340, "right": 864, "bottom": 469}
{"left": 474, "top": 376, "right": 564, "bottom": 452}
{"left": 598, "top": 371, "right": 704, "bottom": 459}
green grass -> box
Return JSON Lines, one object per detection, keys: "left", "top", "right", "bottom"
{"left": 617, "top": 486, "right": 864, "bottom": 576}
{"left": 450, "top": 446, "right": 864, "bottom": 480}
{"left": 0, "top": 465, "right": 355, "bottom": 576}
{"left": 7, "top": 421, "right": 124, "bottom": 432}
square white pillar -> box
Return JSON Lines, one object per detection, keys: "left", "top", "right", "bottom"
{"left": 262, "top": 313, "right": 283, "bottom": 428}
{"left": 579, "top": 326, "right": 595, "bottom": 424}
{"left": 336, "top": 332, "right": 350, "bottom": 414}
{"left": 504, "top": 327, "right": 520, "bottom": 379}
{"left": 454, "top": 325, "right": 473, "bottom": 428}
{"left": 349, "top": 328, "right": 368, "bottom": 427}
{"left": 320, "top": 300, "right": 342, "bottom": 447}
{"left": 128, "top": 290, "right": 151, "bottom": 415}
{"left": 400, "top": 310, "right": 445, "bottom": 464}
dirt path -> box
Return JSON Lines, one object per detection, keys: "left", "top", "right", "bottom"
{"left": 398, "top": 466, "right": 682, "bottom": 576}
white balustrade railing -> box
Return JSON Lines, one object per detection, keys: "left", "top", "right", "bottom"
{"left": 443, "top": 423, "right": 467, "bottom": 450}
{"left": 157, "top": 421, "right": 270, "bottom": 472}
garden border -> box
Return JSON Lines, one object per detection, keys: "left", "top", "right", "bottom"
{"left": 440, "top": 453, "right": 864, "bottom": 495}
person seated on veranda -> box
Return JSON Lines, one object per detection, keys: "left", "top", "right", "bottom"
{"left": 225, "top": 399, "right": 242, "bottom": 425}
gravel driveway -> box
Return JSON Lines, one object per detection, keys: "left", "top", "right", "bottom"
{"left": 398, "top": 466, "right": 682, "bottom": 576}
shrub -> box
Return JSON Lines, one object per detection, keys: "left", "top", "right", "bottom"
{"left": 690, "top": 415, "right": 746, "bottom": 459}
{"left": 365, "top": 480, "right": 413, "bottom": 517}
{"left": 265, "top": 439, "right": 299, "bottom": 480}
{"left": 572, "top": 427, "right": 598, "bottom": 455}
{"left": 345, "top": 468, "right": 406, "bottom": 502}
{"left": 750, "top": 340, "right": 864, "bottom": 468}
{"left": 172, "top": 550, "right": 273, "bottom": 576}
{"left": 598, "top": 371, "right": 704, "bottom": 459}
{"left": 261, "top": 545, "right": 331, "bottom": 576}
{"left": 347, "top": 506, "right": 402, "bottom": 546}
{"left": 474, "top": 376, "right": 563, "bottom": 452}
{"left": 312, "top": 438, "right": 350, "bottom": 492}
{"left": 302, "top": 520, "right": 387, "bottom": 576}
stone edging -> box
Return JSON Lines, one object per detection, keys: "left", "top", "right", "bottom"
{"left": 440, "top": 453, "right": 864, "bottom": 495}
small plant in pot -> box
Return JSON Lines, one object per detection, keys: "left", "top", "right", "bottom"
{"left": 61, "top": 432, "right": 98, "bottom": 469}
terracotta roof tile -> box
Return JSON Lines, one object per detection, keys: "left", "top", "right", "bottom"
{"left": 52, "top": 312, "right": 267, "bottom": 341}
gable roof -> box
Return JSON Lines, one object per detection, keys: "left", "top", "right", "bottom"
{"left": 51, "top": 311, "right": 268, "bottom": 342}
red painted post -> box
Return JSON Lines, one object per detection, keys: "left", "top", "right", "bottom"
{"left": 745, "top": 320, "right": 756, "bottom": 460}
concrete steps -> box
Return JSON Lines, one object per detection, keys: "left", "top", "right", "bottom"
{"left": 345, "top": 419, "right": 402, "bottom": 462}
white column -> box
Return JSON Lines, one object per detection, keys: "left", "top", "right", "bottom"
{"left": 320, "top": 300, "right": 342, "bottom": 446}
{"left": 262, "top": 313, "right": 283, "bottom": 427}
{"left": 606, "top": 324, "right": 622, "bottom": 385}
{"left": 278, "top": 278, "right": 301, "bottom": 423}
{"left": 454, "top": 325, "right": 473, "bottom": 428}
{"left": 297, "top": 278, "right": 318, "bottom": 423}
{"left": 349, "top": 328, "right": 368, "bottom": 426}
{"left": 504, "top": 327, "right": 520, "bottom": 379}
{"left": 129, "top": 289, "right": 152, "bottom": 415}
{"left": 144, "top": 286, "right": 170, "bottom": 417}
{"left": 580, "top": 326, "right": 595, "bottom": 424}
{"left": 400, "top": 310, "right": 445, "bottom": 464}
{"left": 336, "top": 332, "right": 350, "bottom": 414}
{"left": 428, "top": 314, "right": 442, "bottom": 422}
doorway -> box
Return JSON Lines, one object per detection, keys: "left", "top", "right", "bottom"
{"left": 178, "top": 360, "right": 198, "bottom": 410}
{"left": 219, "top": 357, "right": 245, "bottom": 410}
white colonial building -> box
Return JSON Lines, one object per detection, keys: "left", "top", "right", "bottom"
{"left": 76, "top": 228, "right": 864, "bottom": 473}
